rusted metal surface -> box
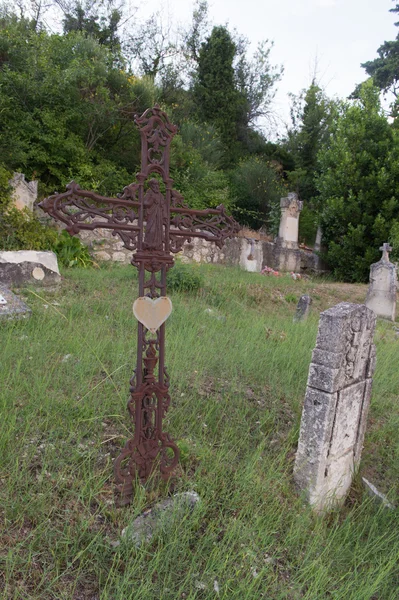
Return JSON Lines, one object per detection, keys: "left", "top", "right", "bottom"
{"left": 39, "top": 105, "right": 240, "bottom": 505}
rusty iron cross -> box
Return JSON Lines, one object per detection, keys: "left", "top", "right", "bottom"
{"left": 39, "top": 105, "right": 240, "bottom": 505}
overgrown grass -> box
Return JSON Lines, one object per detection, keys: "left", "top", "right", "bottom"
{"left": 1, "top": 264, "right": 399, "bottom": 599}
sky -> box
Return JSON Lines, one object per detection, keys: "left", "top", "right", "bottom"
{"left": 133, "top": 0, "right": 397, "bottom": 135}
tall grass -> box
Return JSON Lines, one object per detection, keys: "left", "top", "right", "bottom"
{"left": 1, "top": 264, "right": 398, "bottom": 599}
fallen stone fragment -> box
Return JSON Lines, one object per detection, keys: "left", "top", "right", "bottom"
{"left": 0, "top": 284, "right": 31, "bottom": 320}
{"left": 362, "top": 477, "right": 395, "bottom": 510}
{"left": 121, "top": 491, "right": 200, "bottom": 547}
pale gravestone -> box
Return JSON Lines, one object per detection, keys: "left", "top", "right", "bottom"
{"left": 294, "top": 295, "right": 312, "bottom": 322}
{"left": 294, "top": 302, "right": 376, "bottom": 512}
{"left": 10, "top": 173, "right": 38, "bottom": 212}
{"left": 365, "top": 243, "right": 397, "bottom": 321}
{"left": 275, "top": 193, "right": 303, "bottom": 272}
{"left": 0, "top": 284, "right": 31, "bottom": 320}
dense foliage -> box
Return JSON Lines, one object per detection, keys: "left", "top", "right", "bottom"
{"left": 2, "top": 1, "right": 399, "bottom": 281}
{"left": 317, "top": 82, "right": 399, "bottom": 281}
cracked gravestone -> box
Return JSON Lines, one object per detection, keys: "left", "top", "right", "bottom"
{"left": 293, "top": 302, "right": 376, "bottom": 512}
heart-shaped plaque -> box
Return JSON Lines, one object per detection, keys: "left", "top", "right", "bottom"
{"left": 133, "top": 296, "right": 173, "bottom": 333}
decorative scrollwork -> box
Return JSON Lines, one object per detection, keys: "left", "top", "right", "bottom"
{"left": 39, "top": 181, "right": 140, "bottom": 251}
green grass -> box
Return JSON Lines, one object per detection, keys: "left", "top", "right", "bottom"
{"left": 1, "top": 264, "right": 399, "bottom": 599}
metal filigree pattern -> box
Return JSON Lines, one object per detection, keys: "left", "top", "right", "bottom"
{"left": 38, "top": 105, "right": 240, "bottom": 506}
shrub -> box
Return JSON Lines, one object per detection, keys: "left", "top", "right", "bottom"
{"left": 52, "top": 230, "right": 95, "bottom": 268}
{"left": 229, "top": 157, "right": 286, "bottom": 232}
{"left": 166, "top": 261, "right": 204, "bottom": 293}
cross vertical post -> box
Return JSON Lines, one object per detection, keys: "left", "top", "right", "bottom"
{"left": 39, "top": 105, "right": 240, "bottom": 505}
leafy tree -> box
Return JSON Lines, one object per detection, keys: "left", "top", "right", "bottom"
{"left": 284, "top": 82, "right": 335, "bottom": 243}
{"left": 361, "top": 2, "right": 399, "bottom": 105}
{"left": 61, "top": 1, "right": 123, "bottom": 54}
{"left": 0, "top": 14, "right": 141, "bottom": 194}
{"left": 125, "top": 11, "right": 178, "bottom": 79}
{"left": 235, "top": 39, "right": 283, "bottom": 137}
{"left": 317, "top": 81, "right": 399, "bottom": 282}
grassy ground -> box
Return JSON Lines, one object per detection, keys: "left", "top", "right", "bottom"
{"left": 1, "top": 263, "right": 399, "bottom": 599}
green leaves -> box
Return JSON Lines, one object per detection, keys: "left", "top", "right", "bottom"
{"left": 317, "top": 82, "right": 399, "bottom": 282}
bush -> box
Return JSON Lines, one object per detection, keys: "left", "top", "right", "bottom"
{"left": 166, "top": 261, "right": 204, "bottom": 293}
{"left": 52, "top": 230, "right": 95, "bottom": 268}
{"left": 229, "top": 157, "right": 286, "bottom": 232}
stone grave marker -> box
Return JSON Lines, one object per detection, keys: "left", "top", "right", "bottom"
{"left": 274, "top": 192, "right": 303, "bottom": 272}
{"left": 0, "top": 284, "right": 31, "bottom": 320}
{"left": 365, "top": 243, "right": 397, "bottom": 321}
{"left": 293, "top": 295, "right": 312, "bottom": 322}
{"left": 294, "top": 302, "right": 376, "bottom": 512}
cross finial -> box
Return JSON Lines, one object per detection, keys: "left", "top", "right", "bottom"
{"left": 379, "top": 242, "right": 392, "bottom": 262}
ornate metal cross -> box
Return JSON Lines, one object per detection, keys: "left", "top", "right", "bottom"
{"left": 39, "top": 105, "right": 240, "bottom": 505}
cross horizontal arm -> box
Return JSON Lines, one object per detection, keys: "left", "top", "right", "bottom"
{"left": 169, "top": 205, "right": 239, "bottom": 250}
{"left": 39, "top": 181, "right": 141, "bottom": 250}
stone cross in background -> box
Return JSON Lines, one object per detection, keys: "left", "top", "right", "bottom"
{"left": 365, "top": 242, "right": 397, "bottom": 321}
{"left": 294, "top": 302, "right": 376, "bottom": 512}
{"left": 39, "top": 105, "right": 240, "bottom": 506}
{"left": 275, "top": 192, "right": 303, "bottom": 272}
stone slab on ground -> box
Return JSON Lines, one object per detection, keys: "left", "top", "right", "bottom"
{"left": 121, "top": 491, "right": 200, "bottom": 547}
{"left": 294, "top": 302, "right": 377, "bottom": 512}
{"left": 0, "top": 284, "right": 31, "bottom": 320}
{"left": 0, "top": 251, "right": 61, "bottom": 288}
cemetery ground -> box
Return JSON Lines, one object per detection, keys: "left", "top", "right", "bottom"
{"left": 1, "top": 264, "right": 399, "bottom": 600}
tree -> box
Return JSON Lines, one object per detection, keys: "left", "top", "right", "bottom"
{"left": 125, "top": 11, "right": 179, "bottom": 79}
{"left": 317, "top": 81, "right": 399, "bottom": 282}
{"left": 193, "top": 26, "right": 244, "bottom": 164}
{"left": 286, "top": 82, "right": 334, "bottom": 202}
{"left": 235, "top": 39, "right": 283, "bottom": 134}
{"left": 283, "top": 82, "right": 335, "bottom": 244}
{"left": 361, "top": 3, "right": 399, "bottom": 114}
{"left": 61, "top": 1, "right": 123, "bottom": 53}
{"left": 0, "top": 13, "right": 144, "bottom": 194}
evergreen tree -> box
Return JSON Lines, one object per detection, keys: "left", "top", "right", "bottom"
{"left": 193, "top": 26, "right": 243, "bottom": 164}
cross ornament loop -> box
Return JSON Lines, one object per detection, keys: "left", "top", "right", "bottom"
{"left": 39, "top": 105, "right": 240, "bottom": 505}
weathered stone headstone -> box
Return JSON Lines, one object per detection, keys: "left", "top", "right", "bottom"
{"left": 274, "top": 192, "right": 303, "bottom": 272}
{"left": 0, "top": 251, "right": 60, "bottom": 288}
{"left": 0, "top": 284, "right": 31, "bottom": 320}
{"left": 294, "top": 302, "right": 376, "bottom": 512}
{"left": 294, "top": 295, "right": 312, "bottom": 322}
{"left": 365, "top": 243, "right": 397, "bottom": 321}
{"left": 10, "top": 172, "right": 38, "bottom": 212}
